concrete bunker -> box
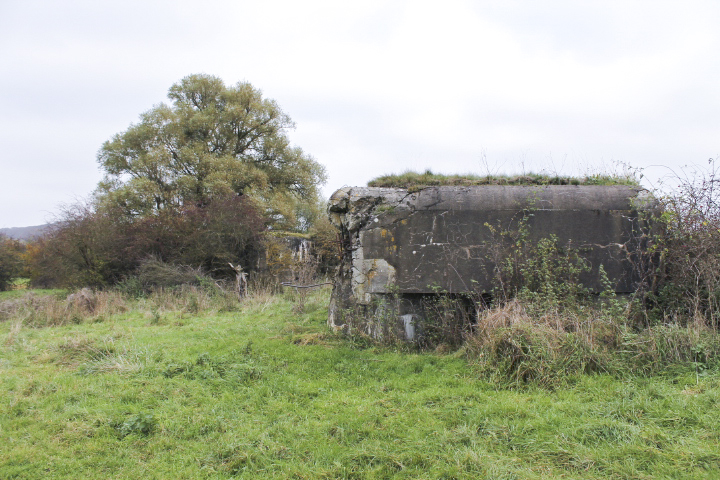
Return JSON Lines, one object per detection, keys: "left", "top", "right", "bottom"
{"left": 327, "top": 185, "right": 655, "bottom": 338}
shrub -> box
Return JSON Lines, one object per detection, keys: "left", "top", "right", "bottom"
{"left": 26, "top": 195, "right": 266, "bottom": 288}
{"left": 0, "top": 234, "right": 24, "bottom": 291}
{"left": 640, "top": 158, "right": 720, "bottom": 326}
{"left": 481, "top": 207, "right": 593, "bottom": 313}
{"left": 309, "top": 212, "right": 341, "bottom": 274}
{"left": 25, "top": 201, "right": 134, "bottom": 288}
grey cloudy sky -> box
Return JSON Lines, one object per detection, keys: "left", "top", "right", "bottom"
{"left": 1, "top": 0, "right": 719, "bottom": 227}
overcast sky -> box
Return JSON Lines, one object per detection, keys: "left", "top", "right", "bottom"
{"left": 1, "top": 0, "right": 719, "bottom": 227}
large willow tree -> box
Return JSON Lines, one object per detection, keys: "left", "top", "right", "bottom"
{"left": 97, "top": 74, "right": 326, "bottom": 229}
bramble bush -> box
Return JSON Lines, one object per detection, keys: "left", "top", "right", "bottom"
{"left": 641, "top": 159, "right": 720, "bottom": 326}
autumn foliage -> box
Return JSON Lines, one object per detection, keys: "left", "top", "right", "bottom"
{"left": 26, "top": 195, "right": 265, "bottom": 288}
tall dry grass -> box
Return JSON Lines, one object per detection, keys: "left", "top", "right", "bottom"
{"left": 142, "top": 285, "right": 238, "bottom": 315}
{"left": 0, "top": 289, "right": 129, "bottom": 328}
{"left": 0, "top": 283, "right": 255, "bottom": 347}
{"left": 465, "top": 299, "right": 720, "bottom": 386}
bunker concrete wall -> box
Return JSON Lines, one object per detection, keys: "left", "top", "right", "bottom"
{"left": 327, "top": 185, "right": 654, "bottom": 328}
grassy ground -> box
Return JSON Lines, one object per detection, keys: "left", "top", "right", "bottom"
{"left": 1, "top": 288, "right": 719, "bottom": 479}
{"left": 0, "top": 277, "right": 65, "bottom": 301}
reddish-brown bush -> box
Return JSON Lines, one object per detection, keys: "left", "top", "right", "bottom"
{"left": 27, "top": 195, "right": 266, "bottom": 288}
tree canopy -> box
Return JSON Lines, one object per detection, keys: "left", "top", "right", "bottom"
{"left": 97, "top": 74, "right": 326, "bottom": 228}
{"left": 25, "top": 75, "right": 329, "bottom": 288}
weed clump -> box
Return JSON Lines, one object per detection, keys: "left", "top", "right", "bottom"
{"left": 160, "top": 352, "right": 262, "bottom": 383}
{"left": 116, "top": 413, "right": 156, "bottom": 438}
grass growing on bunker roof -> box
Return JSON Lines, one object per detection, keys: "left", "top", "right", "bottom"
{"left": 368, "top": 169, "right": 640, "bottom": 190}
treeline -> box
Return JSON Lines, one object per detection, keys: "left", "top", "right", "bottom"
{"left": 0, "top": 196, "right": 338, "bottom": 291}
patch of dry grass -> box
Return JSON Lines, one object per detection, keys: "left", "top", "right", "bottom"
{"left": 0, "top": 290, "right": 128, "bottom": 329}
{"left": 466, "top": 299, "right": 720, "bottom": 386}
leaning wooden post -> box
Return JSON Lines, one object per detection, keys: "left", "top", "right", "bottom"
{"left": 228, "top": 263, "right": 248, "bottom": 299}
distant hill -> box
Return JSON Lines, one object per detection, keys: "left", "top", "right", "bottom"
{"left": 0, "top": 224, "right": 51, "bottom": 241}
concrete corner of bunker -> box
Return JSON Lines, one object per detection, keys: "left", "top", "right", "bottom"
{"left": 328, "top": 187, "right": 352, "bottom": 228}
{"left": 631, "top": 188, "right": 660, "bottom": 211}
{"left": 329, "top": 187, "right": 352, "bottom": 213}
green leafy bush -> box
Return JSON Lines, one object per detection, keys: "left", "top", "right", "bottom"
{"left": 0, "top": 234, "right": 25, "bottom": 291}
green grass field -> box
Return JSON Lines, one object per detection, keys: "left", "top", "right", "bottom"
{"left": 1, "top": 288, "right": 719, "bottom": 479}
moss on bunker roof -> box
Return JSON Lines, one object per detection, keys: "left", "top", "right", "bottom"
{"left": 367, "top": 170, "right": 640, "bottom": 190}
